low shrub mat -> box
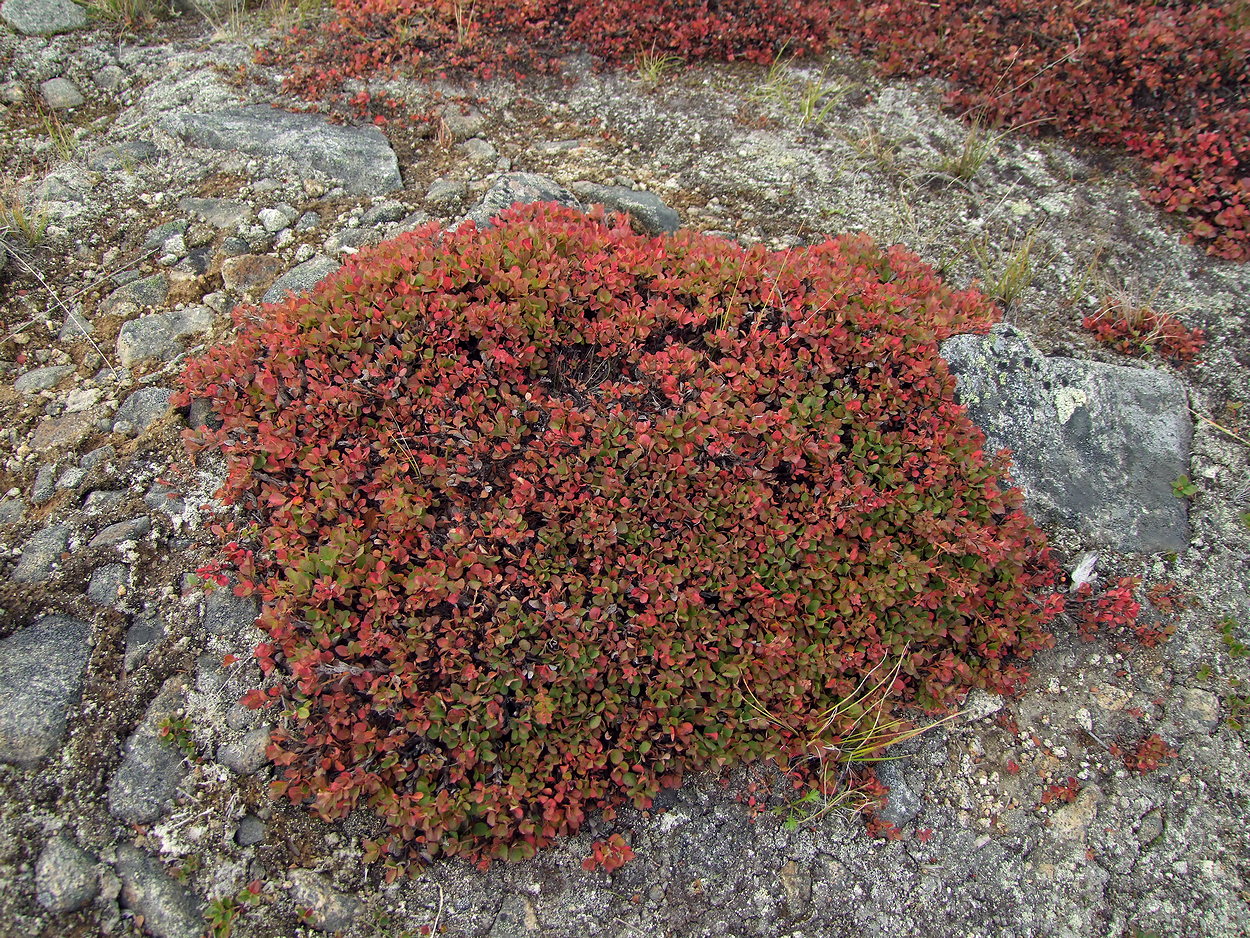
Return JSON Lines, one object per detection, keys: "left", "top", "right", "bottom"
{"left": 264, "top": 0, "right": 1250, "bottom": 260}
{"left": 178, "top": 203, "right": 1061, "bottom": 869}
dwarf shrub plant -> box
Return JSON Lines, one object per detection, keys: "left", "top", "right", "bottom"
{"left": 264, "top": 0, "right": 1250, "bottom": 260}
{"left": 178, "top": 204, "right": 1061, "bottom": 869}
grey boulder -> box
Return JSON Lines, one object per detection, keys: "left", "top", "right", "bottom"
{"left": 107, "top": 677, "right": 190, "bottom": 824}
{"left": 0, "top": 616, "right": 91, "bottom": 768}
{"left": 116, "top": 306, "right": 214, "bottom": 367}
{"left": 112, "top": 387, "right": 173, "bottom": 434}
{"left": 262, "top": 254, "right": 340, "bottom": 304}
{"left": 941, "top": 324, "right": 1192, "bottom": 552}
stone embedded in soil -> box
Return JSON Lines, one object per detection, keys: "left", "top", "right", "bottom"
{"left": 439, "top": 103, "right": 485, "bottom": 140}
{"left": 941, "top": 324, "right": 1193, "bottom": 553}
{"left": 36, "top": 835, "right": 99, "bottom": 913}
{"left": 144, "top": 482, "right": 186, "bottom": 516}
{"left": 112, "top": 387, "right": 173, "bottom": 435}
{"left": 142, "top": 219, "right": 189, "bottom": 252}
{"left": 570, "top": 181, "right": 682, "bottom": 234}
{"left": 13, "top": 364, "right": 74, "bottom": 394}
{"left": 425, "top": 178, "right": 467, "bottom": 209}
{"left": 203, "top": 589, "right": 258, "bottom": 636}
{"left": 873, "top": 758, "right": 923, "bottom": 827}
{"left": 216, "top": 726, "right": 270, "bottom": 775}
{"left": 123, "top": 613, "right": 167, "bottom": 672}
{"left": 178, "top": 196, "right": 250, "bottom": 230}
{"left": 0, "top": 616, "right": 91, "bottom": 768}
{"left": 257, "top": 204, "right": 296, "bottom": 232}
{"left": 0, "top": 0, "right": 86, "bottom": 34}
{"left": 465, "top": 172, "right": 579, "bottom": 227}
{"left": 57, "top": 467, "right": 87, "bottom": 491}
{"left": 234, "top": 814, "right": 265, "bottom": 846}
{"left": 108, "top": 677, "right": 191, "bottom": 824}
{"left": 31, "top": 465, "right": 57, "bottom": 505}
{"left": 87, "top": 562, "right": 129, "bottom": 606}
{"left": 287, "top": 870, "right": 363, "bottom": 934}
{"left": 489, "top": 895, "right": 538, "bottom": 938}
{"left": 262, "top": 254, "right": 340, "bottom": 304}
{"left": 80, "top": 444, "right": 116, "bottom": 470}
{"left": 39, "top": 77, "right": 83, "bottom": 109}
{"left": 101, "top": 275, "right": 169, "bottom": 316}
{"left": 0, "top": 498, "right": 22, "bottom": 525}
{"left": 162, "top": 107, "right": 403, "bottom": 195}
{"left": 89, "top": 516, "right": 151, "bottom": 548}
{"left": 325, "top": 227, "right": 381, "bottom": 254}
{"left": 30, "top": 411, "right": 94, "bottom": 452}
{"left": 115, "top": 844, "right": 203, "bottom": 938}
{"left": 360, "top": 200, "right": 406, "bottom": 227}
{"left": 93, "top": 64, "right": 125, "bottom": 91}
{"left": 11, "top": 523, "right": 69, "bottom": 582}
{"left": 116, "top": 306, "right": 214, "bottom": 367}
{"left": 84, "top": 489, "right": 125, "bottom": 513}
{"left": 1163, "top": 687, "right": 1221, "bottom": 736}
{"left": 221, "top": 253, "right": 283, "bottom": 294}
{"left": 460, "top": 137, "right": 498, "bottom": 163}
{"left": 87, "top": 140, "right": 159, "bottom": 172}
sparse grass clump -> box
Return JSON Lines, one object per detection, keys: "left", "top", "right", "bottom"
{"left": 178, "top": 203, "right": 1062, "bottom": 873}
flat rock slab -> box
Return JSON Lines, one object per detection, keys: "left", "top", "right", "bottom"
{"left": 0, "top": 0, "right": 86, "bottom": 34}
{"left": 116, "top": 844, "right": 202, "bottom": 938}
{"left": 262, "top": 254, "right": 340, "bottom": 303}
{"left": 465, "top": 172, "right": 578, "bottom": 227}
{"left": 162, "top": 107, "right": 402, "bottom": 195}
{"left": 941, "top": 324, "right": 1192, "bottom": 553}
{"left": 0, "top": 616, "right": 91, "bottom": 768}
{"left": 108, "top": 676, "right": 190, "bottom": 824}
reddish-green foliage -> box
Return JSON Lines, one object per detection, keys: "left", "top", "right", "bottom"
{"left": 1071, "top": 577, "right": 1143, "bottom": 642}
{"left": 582, "top": 833, "right": 634, "bottom": 872}
{"left": 1039, "top": 776, "right": 1080, "bottom": 805}
{"left": 1083, "top": 301, "right": 1205, "bottom": 365}
{"left": 262, "top": 0, "right": 832, "bottom": 105}
{"left": 831, "top": 0, "right": 1250, "bottom": 260}
{"left": 1121, "top": 733, "right": 1179, "bottom": 772}
{"left": 177, "top": 203, "right": 1061, "bottom": 869}
{"left": 263, "top": 1, "right": 1249, "bottom": 260}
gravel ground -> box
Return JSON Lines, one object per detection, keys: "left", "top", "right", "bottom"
{"left": 1, "top": 9, "right": 1248, "bottom": 938}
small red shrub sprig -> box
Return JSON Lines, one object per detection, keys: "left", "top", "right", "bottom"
{"left": 177, "top": 203, "right": 1062, "bottom": 870}
{"left": 1071, "top": 577, "right": 1143, "bottom": 642}
{"left": 1039, "top": 776, "right": 1080, "bottom": 806}
{"left": 1121, "top": 733, "right": 1179, "bottom": 773}
{"left": 1083, "top": 301, "right": 1205, "bottom": 366}
{"left": 582, "top": 834, "right": 635, "bottom": 872}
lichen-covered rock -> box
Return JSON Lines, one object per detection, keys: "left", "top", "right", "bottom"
{"left": 941, "top": 324, "right": 1192, "bottom": 552}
